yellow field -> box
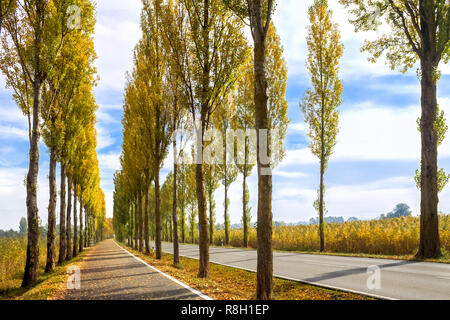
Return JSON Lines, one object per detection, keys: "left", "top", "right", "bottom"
{"left": 0, "top": 237, "right": 58, "bottom": 293}
{"left": 213, "top": 215, "right": 450, "bottom": 256}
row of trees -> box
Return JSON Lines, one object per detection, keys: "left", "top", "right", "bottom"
{"left": 114, "top": 0, "right": 450, "bottom": 299}
{"left": 301, "top": 0, "right": 450, "bottom": 258}
{"left": 0, "top": 0, "right": 106, "bottom": 287}
{"left": 113, "top": 0, "right": 288, "bottom": 299}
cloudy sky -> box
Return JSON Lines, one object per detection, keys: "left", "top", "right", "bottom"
{"left": 1, "top": 0, "right": 450, "bottom": 230}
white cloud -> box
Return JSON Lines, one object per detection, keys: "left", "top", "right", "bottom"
{"left": 96, "top": 109, "right": 118, "bottom": 124}
{"left": 273, "top": 170, "right": 307, "bottom": 178}
{"left": 0, "top": 164, "right": 57, "bottom": 230}
{"left": 94, "top": 0, "right": 142, "bottom": 91}
{"left": 282, "top": 97, "right": 450, "bottom": 166}
{"left": 96, "top": 124, "right": 115, "bottom": 150}
{"left": 271, "top": 176, "right": 422, "bottom": 223}
{"left": 272, "top": 0, "right": 399, "bottom": 82}
{"left": 289, "top": 122, "right": 307, "bottom": 133}
{"left": 0, "top": 125, "right": 29, "bottom": 141}
{"left": 0, "top": 105, "right": 25, "bottom": 124}
{"left": 98, "top": 152, "right": 121, "bottom": 172}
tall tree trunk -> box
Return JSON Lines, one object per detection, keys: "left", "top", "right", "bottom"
{"left": 209, "top": 188, "right": 213, "bottom": 245}
{"left": 155, "top": 164, "right": 162, "bottom": 259}
{"left": 73, "top": 182, "right": 78, "bottom": 257}
{"left": 173, "top": 141, "right": 180, "bottom": 265}
{"left": 191, "top": 205, "right": 195, "bottom": 244}
{"left": 318, "top": 95, "right": 326, "bottom": 253}
{"left": 319, "top": 158, "right": 325, "bottom": 252}
{"left": 84, "top": 208, "right": 88, "bottom": 247}
{"left": 45, "top": 149, "right": 57, "bottom": 272}
{"left": 195, "top": 0, "right": 211, "bottom": 279}
{"left": 252, "top": 2, "right": 273, "bottom": 299}
{"left": 144, "top": 190, "right": 150, "bottom": 254}
{"left": 79, "top": 194, "right": 83, "bottom": 253}
{"left": 129, "top": 205, "right": 133, "bottom": 247}
{"left": 134, "top": 200, "right": 139, "bottom": 250}
{"left": 88, "top": 209, "right": 92, "bottom": 246}
{"left": 243, "top": 172, "right": 248, "bottom": 248}
{"left": 196, "top": 160, "right": 209, "bottom": 277}
{"left": 134, "top": 201, "right": 138, "bottom": 250}
{"left": 66, "top": 176, "right": 73, "bottom": 261}
{"left": 22, "top": 79, "right": 42, "bottom": 287}
{"left": 138, "top": 191, "right": 143, "bottom": 252}
{"left": 418, "top": 56, "right": 441, "bottom": 258}
{"left": 181, "top": 205, "right": 185, "bottom": 244}
{"left": 169, "top": 215, "right": 173, "bottom": 242}
{"left": 224, "top": 184, "right": 229, "bottom": 245}
{"left": 58, "top": 164, "right": 66, "bottom": 264}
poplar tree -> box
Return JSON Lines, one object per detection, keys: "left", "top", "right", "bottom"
{"left": 41, "top": 0, "right": 96, "bottom": 270}
{"left": 232, "top": 56, "right": 255, "bottom": 248}
{"left": 222, "top": 0, "right": 277, "bottom": 299}
{"left": 301, "top": 0, "right": 343, "bottom": 253}
{"left": 0, "top": 0, "right": 75, "bottom": 286}
{"left": 216, "top": 99, "right": 239, "bottom": 245}
{"left": 163, "top": 0, "right": 248, "bottom": 278}
{"left": 340, "top": 0, "right": 450, "bottom": 258}
{"left": 204, "top": 163, "right": 220, "bottom": 245}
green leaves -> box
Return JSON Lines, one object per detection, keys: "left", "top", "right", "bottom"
{"left": 301, "top": 0, "right": 343, "bottom": 168}
{"left": 340, "top": 0, "right": 450, "bottom": 73}
{"left": 415, "top": 106, "right": 450, "bottom": 193}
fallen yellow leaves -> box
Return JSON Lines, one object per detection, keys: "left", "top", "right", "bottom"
{"left": 121, "top": 242, "right": 371, "bottom": 300}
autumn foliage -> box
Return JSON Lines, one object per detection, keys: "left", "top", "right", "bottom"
{"left": 213, "top": 215, "right": 450, "bottom": 256}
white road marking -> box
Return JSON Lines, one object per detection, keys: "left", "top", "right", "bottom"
{"left": 160, "top": 243, "right": 395, "bottom": 300}
{"left": 113, "top": 241, "right": 212, "bottom": 300}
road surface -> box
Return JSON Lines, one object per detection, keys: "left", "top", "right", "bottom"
{"left": 158, "top": 242, "right": 450, "bottom": 300}
{"left": 65, "top": 239, "right": 206, "bottom": 300}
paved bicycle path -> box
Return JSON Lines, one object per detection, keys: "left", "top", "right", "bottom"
{"left": 65, "top": 239, "right": 206, "bottom": 300}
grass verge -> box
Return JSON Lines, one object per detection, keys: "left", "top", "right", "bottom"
{"left": 0, "top": 248, "right": 91, "bottom": 300}
{"left": 118, "top": 241, "right": 372, "bottom": 300}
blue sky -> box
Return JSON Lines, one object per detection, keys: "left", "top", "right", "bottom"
{"left": 1, "top": 0, "right": 450, "bottom": 230}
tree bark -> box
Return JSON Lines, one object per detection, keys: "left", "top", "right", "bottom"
{"left": 73, "top": 182, "right": 78, "bottom": 257}
{"left": 79, "top": 194, "right": 83, "bottom": 253}
{"left": 209, "top": 188, "right": 214, "bottom": 245}
{"left": 251, "top": 0, "right": 273, "bottom": 299}
{"left": 88, "top": 209, "right": 92, "bottom": 246}
{"left": 22, "top": 79, "right": 42, "bottom": 287}
{"left": 138, "top": 191, "right": 143, "bottom": 253}
{"left": 173, "top": 140, "right": 180, "bottom": 265}
{"left": 134, "top": 201, "right": 138, "bottom": 250}
{"left": 66, "top": 176, "right": 73, "bottom": 261}
{"left": 129, "top": 204, "right": 133, "bottom": 247}
{"left": 144, "top": 190, "right": 150, "bottom": 254}
{"left": 196, "top": 161, "right": 209, "bottom": 277}
{"left": 418, "top": 56, "right": 441, "bottom": 258}
{"left": 319, "top": 94, "right": 326, "bottom": 252}
{"left": 224, "top": 185, "right": 229, "bottom": 245}
{"left": 319, "top": 158, "right": 325, "bottom": 252}
{"left": 45, "top": 149, "right": 57, "bottom": 273}
{"left": 155, "top": 164, "right": 162, "bottom": 259}
{"left": 243, "top": 172, "right": 248, "bottom": 248}
{"left": 84, "top": 207, "right": 88, "bottom": 247}
{"left": 181, "top": 205, "right": 185, "bottom": 244}
{"left": 195, "top": 0, "right": 211, "bottom": 279}
{"left": 58, "top": 164, "right": 66, "bottom": 264}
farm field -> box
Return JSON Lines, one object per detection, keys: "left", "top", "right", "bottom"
{"left": 211, "top": 215, "right": 450, "bottom": 258}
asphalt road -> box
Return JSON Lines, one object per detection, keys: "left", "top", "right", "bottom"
{"left": 65, "top": 239, "right": 206, "bottom": 300}
{"left": 158, "top": 242, "right": 450, "bottom": 300}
